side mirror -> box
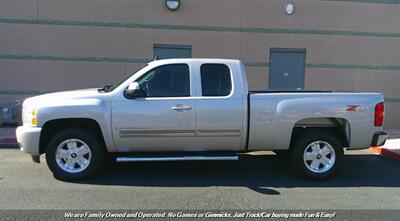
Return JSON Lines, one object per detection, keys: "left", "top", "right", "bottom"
{"left": 123, "top": 82, "right": 145, "bottom": 99}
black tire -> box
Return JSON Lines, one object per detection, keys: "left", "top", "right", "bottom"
{"left": 289, "top": 130, "right": 343, "bottom": 180}
{"left": 273, "top": 150, "right": 289, "bottom": 158}
{"left": 45, "top": 127, "right": 105, "bottom": 181}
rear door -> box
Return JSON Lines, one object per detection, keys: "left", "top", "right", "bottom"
{"left": 195, "top": 63, "right": 244, "bottom": 151}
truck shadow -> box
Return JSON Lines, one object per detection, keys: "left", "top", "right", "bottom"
{"left": 74, "top": 153, "right": 400, "bottom": 195}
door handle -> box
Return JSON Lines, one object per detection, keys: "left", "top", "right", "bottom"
{"left": 171, "top": 104, "right": 192, "bottom": 111}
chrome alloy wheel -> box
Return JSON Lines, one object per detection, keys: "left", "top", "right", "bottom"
{"left": 55, "top": 139, "right": 91, "bottom": 173}
{"left": 303, "top": 141, "right": 336, "bottom": 174}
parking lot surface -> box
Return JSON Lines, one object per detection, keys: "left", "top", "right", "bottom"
{"left": 0, "top": 148, "right": 399, "bottom": 210}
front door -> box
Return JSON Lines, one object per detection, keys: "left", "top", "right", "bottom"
{"left": 269, "top": 48, "right": 306, "bottom": 89}
{"left": 112, "top": 63, "right": 196, "bottom": 152}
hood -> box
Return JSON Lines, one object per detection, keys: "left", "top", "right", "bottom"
{"left": 23, "top": 88, "right": 102, "bottom": 108}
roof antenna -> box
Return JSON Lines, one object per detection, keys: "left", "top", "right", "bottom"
{"left": 153, "top": 56, "right": 159, "bottom": 61}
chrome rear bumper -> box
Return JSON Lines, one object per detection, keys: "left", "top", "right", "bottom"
{"left": 371, "top": 131, "right": 388, "bottom": 147}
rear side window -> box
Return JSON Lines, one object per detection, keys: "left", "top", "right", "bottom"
{"left": 200, "top": 64, "right": 232, "bottom": 96}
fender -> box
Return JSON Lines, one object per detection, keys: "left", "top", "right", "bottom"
{"left": 25, "top": 91, "right": 116, "bottom": 152}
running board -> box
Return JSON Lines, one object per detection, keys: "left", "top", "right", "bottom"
{"left": 116, "top": 155, "right": 239, "bottom": 162}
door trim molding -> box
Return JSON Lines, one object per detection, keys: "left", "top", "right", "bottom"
{"left": 119, "top": 129, "right": 241, "bottom": 138}
{"left": 197, "top": 130, "right": 241, "bottom": 137}
{"left": 119, "top": 130, "right": 196, "bottom": 138}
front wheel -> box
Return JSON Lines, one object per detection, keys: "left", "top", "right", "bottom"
{"left": 46, "top": 128, "right": 105, "bottom": 181}
{"left": 290, "top": 130, "right": 343, "bottom": 180}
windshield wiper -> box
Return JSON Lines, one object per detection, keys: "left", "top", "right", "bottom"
{"left": 98, "top": 85, "right": 112, "bottom": 92}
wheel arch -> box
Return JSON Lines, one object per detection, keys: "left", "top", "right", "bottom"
{"left": 290, "top": 117, "right": 350, "bottom": 150}
{"left": 39, "top": 118, "right": 107, "bottom": 155}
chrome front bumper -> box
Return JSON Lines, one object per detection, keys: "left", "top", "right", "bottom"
{"left": 16, "top": 126, "right": 42, "bottom": 156}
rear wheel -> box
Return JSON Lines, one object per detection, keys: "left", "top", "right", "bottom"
{"left": 46, "top": 128, "right": 105, "bottom": 181}
{"left": 290, "top": 130, "right": 343, "bottom": 180}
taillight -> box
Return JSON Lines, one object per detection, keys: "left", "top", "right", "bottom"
{"left": 374, "top": 102, "right": 384, "bottom": 126}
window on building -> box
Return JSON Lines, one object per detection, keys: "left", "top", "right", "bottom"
{"left": 137, "top": 64, "right": 190, "bottom": 97}
{"left": 153, "top": 44, "right": 192, "bottom": 59}
{"left": 200, "top": 64, "right": 232, "bottom": 96}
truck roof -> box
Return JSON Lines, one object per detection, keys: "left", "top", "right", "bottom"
{"left": 148, "top": 58, "right": 242, "bottom": 66}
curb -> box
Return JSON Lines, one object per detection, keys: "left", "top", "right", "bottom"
{"left": 0, "top": 137, "right": 18, "bottom": 148}
{"left": 369, "top": 146, "right": 400, "bottom": 161}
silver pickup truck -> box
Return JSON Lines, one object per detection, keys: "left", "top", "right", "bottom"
{"left": 16, "top": 58, "right": 387, "bottom": 181}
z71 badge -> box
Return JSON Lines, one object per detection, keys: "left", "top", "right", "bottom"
{"left": 346, "top": 105, "right": 365, "bottom": 112}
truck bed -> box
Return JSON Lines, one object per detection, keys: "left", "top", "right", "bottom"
{"left": 247, "top": 91, "right": 384, "bottom": 151}
{"left": 249, "top": 90, "right": 333, "bottom": 93}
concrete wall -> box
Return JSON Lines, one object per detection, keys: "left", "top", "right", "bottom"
{"left": 0, "top": 0, "right": 399, "bottom": 129}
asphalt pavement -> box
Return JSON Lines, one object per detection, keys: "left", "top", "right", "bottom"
{"left": 0, "top": 148, "right": 399, "bottom": 210}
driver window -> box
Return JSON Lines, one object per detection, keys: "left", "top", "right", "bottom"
{"left": 136, "top": 64, "right": 190, "bottom": 97}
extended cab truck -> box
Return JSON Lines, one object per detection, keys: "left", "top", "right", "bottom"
{"left": 16, "top": 59, "right": 388, "bottom": 181}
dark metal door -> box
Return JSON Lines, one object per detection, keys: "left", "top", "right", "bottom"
{"left": 269, "top": 48, "right": 306, "bottom": 89}
{"left": 153, "top": 44, "right": 192, "bottom": 59}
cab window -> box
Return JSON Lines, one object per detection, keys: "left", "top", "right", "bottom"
{"left": 200, "top": 64, "right": 232, "bottom": 96}
{"left": 137, "top": 64, "right": 190, "bottom": 97}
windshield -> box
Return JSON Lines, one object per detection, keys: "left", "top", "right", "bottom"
{"left": 99, "top": 64, "right": 148, "bottom": 93}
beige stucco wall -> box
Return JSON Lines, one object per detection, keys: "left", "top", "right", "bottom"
{"left": 0, "top": 0, "right": 399, "bottom": 129}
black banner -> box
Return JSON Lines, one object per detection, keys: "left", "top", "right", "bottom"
{"left": 0, "top": 210, "right": 398, "bottom": 221}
